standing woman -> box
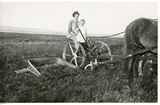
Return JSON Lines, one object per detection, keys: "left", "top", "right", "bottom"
{"left": 67, "top": 11, "right": 80, "bottom": 50}
{"left": 77, "top": 19, "right": 88, "bottom": 50}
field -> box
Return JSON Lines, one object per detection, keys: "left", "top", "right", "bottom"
{"left": 0, "top": 32, "right": 157, "bottom": 102}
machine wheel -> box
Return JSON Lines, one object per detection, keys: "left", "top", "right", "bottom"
{"left": 62, "top": 41, "right": 86, "bottom": 68}
{"left": 91, "top": 41, "right": 112, "bottom": 61}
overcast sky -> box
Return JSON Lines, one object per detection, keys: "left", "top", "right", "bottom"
{"left": 0, "top": 1, "right": 157, "bottom": 35}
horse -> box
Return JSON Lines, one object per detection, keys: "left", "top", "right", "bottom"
{"left": 124, "top": 18, "right": 157, "bottom": 90}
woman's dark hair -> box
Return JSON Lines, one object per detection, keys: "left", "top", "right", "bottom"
{"left": 72, "top": 11, "right": 80, "bottom": 17}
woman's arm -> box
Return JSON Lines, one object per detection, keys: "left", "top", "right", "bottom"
{"left": 67, "top": 20, "right": 78, "bottom": 38}
{"left": 71, "top": 21, "right": 79, "bottom": 35}
{"left": 85, "top": 27, "right": 87, "bottom": 37}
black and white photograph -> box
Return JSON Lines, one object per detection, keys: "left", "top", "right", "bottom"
{"left": 0, "top": 0, "right": 158, "bottom": 102}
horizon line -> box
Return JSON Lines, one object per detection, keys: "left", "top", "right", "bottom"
{"left": 0, "top": 25, "right": 125, "bottom": 37}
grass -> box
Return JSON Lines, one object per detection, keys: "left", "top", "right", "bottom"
{"left": 0, "top": 32, "right": 157, "bottom": 102}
